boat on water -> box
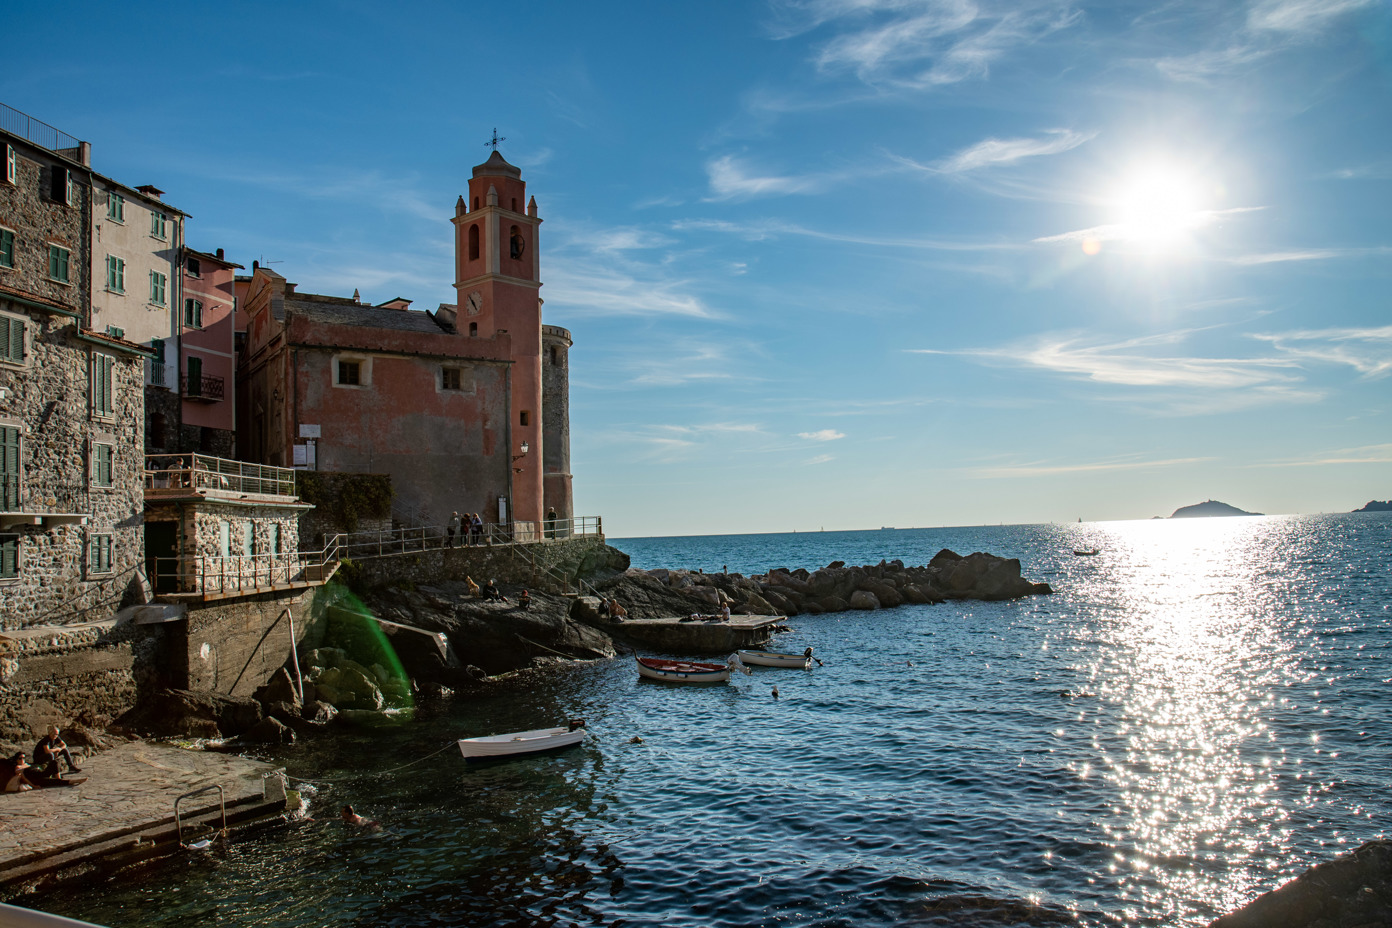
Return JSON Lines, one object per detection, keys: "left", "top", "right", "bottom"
{"left": 457, "top": 721, "right": 586, "bottom": 763}
{"left": 736, "top": 648, "right": 814, "bottom": 669}
{"left": 636, "top": 656, "right": 733, "bottom": 683}
{"left": 1073, "top": 548, "right": 1100, "bottom": 556}
{"left": 0, "top": 904, "right": 109, "bottom": 928}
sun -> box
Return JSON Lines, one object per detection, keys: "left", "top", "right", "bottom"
{"left": 1108, "top": 161, "right": 1209, "bottom": 251}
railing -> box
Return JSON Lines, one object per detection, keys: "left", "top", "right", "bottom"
{"left": 148, "top": 359, "right": 166, "bottom": 387}
{"left": 145, "top": 453, "right": 297, "bottom": 498}
{"left": 325, "top": 516, "right": 602, "bottom": 560}
{"left": 0, "top": 102, "right": 83, "bottom": 154}
{"left": 181, "top": 373, "right": 225, "bottom": 401}
{"left": 151, "top": 545, "right": 341, "bottom": 596}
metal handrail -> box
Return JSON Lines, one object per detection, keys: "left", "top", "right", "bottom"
{"left": 333, "top": 516, "right": 602, "bottom": 558}
{"left": 174, "top": 784, "right": 226, "bottom": 850}
{"left": 0, "top": 102, "right": 83, "bottom": 154}
{"left": 144, "top": 453, "right": 297, "bottom": 498}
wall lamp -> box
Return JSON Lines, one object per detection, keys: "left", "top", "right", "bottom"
{"left": 512, "top": 440, "right": 529, "bottom": 473}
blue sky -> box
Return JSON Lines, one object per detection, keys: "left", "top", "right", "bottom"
{"left": 6, "top": 1, "right": 1389, "bottom": 536}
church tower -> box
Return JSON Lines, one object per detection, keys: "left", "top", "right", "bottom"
{"left": 453, "top": 149, "right": 544, "bottom": 528}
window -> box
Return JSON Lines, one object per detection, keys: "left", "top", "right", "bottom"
{"left": 468, "top": 224, "right": 479, "bottom": 261}
{"left": 184, "top": 298, "right": 202, "bottom": 328}
{"left": 520, "top": 410, "right": 530, "bottom": 427}
{"left": 218, "top": 520, "right": 231, "bottom": 559}
{"left": 186, "top": 256, "right": 200, "bottom": 277}
{"left": 67, "top": 172, "right": 76, "bottom": 207}
{"left": 0, "top": 229, "right": 13, "bottom": 268}
{"left": 187, "top": 356, "right": 203, "bottom": 396}
{"left": 468, "top": 322, "right": 477, "bottom": 336}
{"left": 149, "top": 412, "right": 166, "bottom": 447}
{"left": 88, "top": 533, "right": 113, "bottom": 575}
{"left": 106, "top": 255, "right": 125, "bottom": 293}
{"left": 337, "top": 360, "right": 360, "bottom": 385}
{"left": 50, "top": 167, "right": 72, "bottom": 205}
{"left": 4, "top": 146, "right": 14, "bottom": 185}
{"left": 150, "top": 270, "right": 167, "bottom": 305}
{"left": 509, "top": 225, "right": 525, "bottom": 259}
{"left": 1, "top": 425, "right": 19, "bottom": 509}
{"left": 150, "top": 211, "right": 168, "bottom": 239}
{"left": 92, "top": 353, "right": 115, "bottom": 417}
{"left": 92, "top": 441, "right": 114, "bottom": 487}
{"left": 442, "top": 367, "right": 462, "bottom": 391}
{"left": 108, "top": 193, "right": 125, "bottom": 222}
{"left": 48, "top": 244, "right": 70, "bottom": 283}
{"left": 0, "top": 534, "right": 17, "bottom": 580}
{"left": 0, "top": 315, "right": 23, "bottom": 364}
{"left": 549, "top": 345, "right": 559, "bottom": 365}
{"left": 270, "top": 523, "right": 282, "bottom": 556}
{"left": 242, "top": 522, "right": 255, "bottom": 557}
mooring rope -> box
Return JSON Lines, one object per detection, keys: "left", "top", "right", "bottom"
{"left": 284, "top": 739, "right": 457, "bottom": 785}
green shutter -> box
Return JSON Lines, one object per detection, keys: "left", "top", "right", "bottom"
{"left": 0, "top": 535, "right": 17, "bottom": 579}
{"left": 0, "top": 229, "right": 13, "bottom": 268}
{"left": 6, "top": 316, "right": 21, "bottom": 363}
{"left": 0, "top": 426, "right": 18, "bottom": 509}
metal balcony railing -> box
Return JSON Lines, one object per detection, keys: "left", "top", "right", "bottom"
{"left": 150, "top": 547, "right": 341, "bottom": 597}
{"left": 148, "top": 359, "right": 166, "bottom": 386}
{"left": 0, "top": 102, "right": 83, "bottom": 154}
{"left": 181, "top": 373, "right": 225, "bottom": 401}
{"left": 145, "top": 453, "right": 297, "bottom": 499}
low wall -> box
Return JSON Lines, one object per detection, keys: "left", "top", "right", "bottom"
{"left": 340, "top": 536, "right": 623, "bottom": 595}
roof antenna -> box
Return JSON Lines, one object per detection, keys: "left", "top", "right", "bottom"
{"left": 485, "top": 128, "right": 505, "bottom": 150}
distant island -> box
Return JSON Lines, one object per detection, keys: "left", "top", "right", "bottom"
{"left": 1353, "top": 500, "right": 1392, "bottom": 512}
{"left": 1168, "top": 499, "right": 1263, "bottom": 518}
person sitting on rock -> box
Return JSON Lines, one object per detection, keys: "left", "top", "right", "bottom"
{"left": 2, "top": 751, "right": 74, "bottom": 791}
{"left": 33, "top": 726, "right": 80, "bottom": 778}
{"left": 482, "top": 579, "right": 509, "bottom": 603}
{"left": 517, "top": 590, "right": 531, "bottom": 611}
{"left": 607, "top": 599, "right": 628, "bottom": 621}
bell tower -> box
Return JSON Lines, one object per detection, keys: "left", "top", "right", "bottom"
{"left": 452, "top": 144, "right": 544, "bottom": 528}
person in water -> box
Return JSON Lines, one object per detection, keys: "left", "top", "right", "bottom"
{"left": 341, "top": 804, "right": 380, "bottom": 829}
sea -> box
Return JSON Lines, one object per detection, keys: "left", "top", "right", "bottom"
{"left": 20, "top": 513, "right": 1392, "bottom": 927}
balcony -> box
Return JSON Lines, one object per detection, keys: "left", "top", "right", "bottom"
{"left": 148, "top": 360, "right": 167, "bottom": 387}
{"left": 181, "top": 372, "right": 225, "bottom": 402}
{"left": 145, "top": 453, "right": 299, "bottom": 502}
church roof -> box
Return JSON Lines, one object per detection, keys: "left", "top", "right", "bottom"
{"left": 472, "top": 149, "right": 522, "bottom": 180}
{"left": 284, "top": 297, "right": 450, "bottom": 335}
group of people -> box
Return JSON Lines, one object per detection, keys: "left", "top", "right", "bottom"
{"left": 2, "top": 727, "right": 83, "bottom": 793}
{"left": 445, "top": 512, "right": 487, "bottom": 548}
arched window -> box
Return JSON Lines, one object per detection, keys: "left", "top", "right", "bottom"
{"left": 509, "top": 225, "right": 525, "bottom": 260}
{"left": 472, "top": 196, "right": 479, "bottom": 211}
{"left": 468, "top": 224, "right": 480, "bottom": 261}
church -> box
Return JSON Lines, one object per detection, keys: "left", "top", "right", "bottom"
{"left": 235, "top": 148, "right": 573, "bottom": 537}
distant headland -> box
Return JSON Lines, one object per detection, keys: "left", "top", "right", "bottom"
{"left": 1352, "top": 500, "right": 1392, "bottom": 513}
{"left": 1167, "top": 499, "right": 1263, "bottom": 519}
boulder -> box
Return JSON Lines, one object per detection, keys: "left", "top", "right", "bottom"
{"left": 818, "top": 595, "right": 850, "bottom": 613}
{"left": 257, "top": 667, "right": 301, "bottom": 709}
{"left": 739, "top": 591, "right": 780, "bottom": 616}
{"left": 848, "top": 590, "right": 881, "bottom": 610}
{"left": 302, "top": 700, "right": 338, "bottom": 724}
{"left": 115, "top": 689, "right": 263, "bottom": 740}
{"left": 241, "top": 716, "right": 293, "bottom": 745}
{"left": 860, "top": 579, "right": 903, "bottom": 608}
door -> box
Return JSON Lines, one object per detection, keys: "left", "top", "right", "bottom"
{"left": 145, "top": 521, "right": 179, "bottom": 593}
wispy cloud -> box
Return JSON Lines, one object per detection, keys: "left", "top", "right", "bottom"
{"left": 805, "top": 454, "right": 836, "bottom": 465}
{"left": 1262, "top": 442, "right": 1392, "bottom": 466}
{"left": 1247, "top": 0, "right": 1378, "bottom": 33}
{"left": 798, "top": 429, "right": 846, "bottom": 441}
{"left": 775, "top": 0, "right": 1082, "bottom": 88}
{"left": 705, "top": 155, "right": 830, "bottom": 200}
{"left": 929, "top": 129, "right": 1096, "bottom": 173}
{"left": 972, "top": 455, "right": 1215, "bottom": 478}
{"left": 1253, "top": 325, "right": 1392, "bottom": 378}
{"left": 673, "top": 217, "right": 1022, "bottom": 252}
{"left": 1033, "top": 207, "right": 1263, "bottom": 246}
{"left": 912, "top": 330, "right": 1302, "bottom": 389}
{"left": 1224, "top": 246, "right": 1392, "bottom": 265}
{"left": 545, "top": 259, "right": 716, "bottom": 319}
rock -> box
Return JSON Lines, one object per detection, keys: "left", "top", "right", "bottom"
{"left": 826, "top": 560, "right": 845, "bottom": 569}
{"left": 571, "top": 596, "right": 606, "bottom": 622}
{"left": 848, "top": 590, "right": 881, "bottom": 610}
{"left": 114, "top": 689, "right": 263, "bottom": 740}
{"left": 257, "top": 667, "right": 301, "bottom": 709}
{"left": 761, "top": 588, "right": 800, "bottom": 616}
{"left": 241, "top": 716, "right": 293, "bottom": 745}
{"left": 265, "top": 700, "right": 302, "bottom": 727}
{"left": 647, "top": 569, "right": 670, "bottom": 583}
{"left": 315, "top": 666, "right": 385, "bottom": 711}
{"left": 765, "top": 571, "right": 810, "bottom": 594}
{"left": 929, "top": 548, "right": 963, "bottom": 568}
{"left": 859, "top": 579, "right": 903, "bottom": 608}
{"left": 302, "top": 700, "right": 338, "bottom": 724}
{"left": 1208, "top": 839, "right": 1392, "bottom": 928}
{"left": 818, "top": 595, "right": 850, "bottom": 613}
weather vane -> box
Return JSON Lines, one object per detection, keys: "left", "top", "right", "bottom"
{"left": 485, "top": 128, "right": 505, "bottom": 150}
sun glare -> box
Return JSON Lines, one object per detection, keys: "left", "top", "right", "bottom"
{"left": 1109, "top": 162, "right": 1208, "bottom": 252}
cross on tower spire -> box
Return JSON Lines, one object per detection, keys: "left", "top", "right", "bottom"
{"left": 485, "top": 128, "right": 506, "bottom": 150}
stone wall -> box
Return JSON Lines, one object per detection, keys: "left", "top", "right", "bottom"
{"left": 0, "top": 137, "right": 90, "bottom": 309}
{"left": 296, "top": 471, "right": 393, "bottom": 544}
{"left": 338, "top": 536, "right": 624, "bottom": 596}
{"left": 182, "top": 589, "right": 315, "bottom": 698}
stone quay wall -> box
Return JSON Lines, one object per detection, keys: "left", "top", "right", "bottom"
{"left": 338, "top": 535, "right": 621, "bottom": 596}
{"left": 182, "top": 589, "right": 316, "bottom": 699}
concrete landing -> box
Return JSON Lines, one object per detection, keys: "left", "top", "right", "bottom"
{"left": 610, "top": 614, "right": 786, "bottom": 654}
{"left": 0, "top": 742, "right": 286, "bottom": 890}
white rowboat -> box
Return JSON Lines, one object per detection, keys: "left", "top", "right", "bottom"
{"left": 457, "top": 723, "right": 585, "bottom": 763}
{"left": 636, "top": 656, "right": 731, "bottom": 683}
{"left": 736, "top": 648, "right": 813, "bottom": 669}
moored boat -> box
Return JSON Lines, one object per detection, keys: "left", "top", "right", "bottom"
{"left": 736, "top": 648, "right": 813, "bottom": 669}
{"left": 636, "top": 656, "right": 731, "bottom": 683}
{"left": 1073, "top": 548, "right": 1100, "bottom": 556}
{"left": 457, "top": 721, "right": 586, "bottom": 763}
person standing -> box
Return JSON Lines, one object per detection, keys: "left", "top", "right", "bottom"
{"left": 446, "top": 512, "right": 461, "bottom": 548}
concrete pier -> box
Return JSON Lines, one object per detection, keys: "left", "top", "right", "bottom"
{"left": 0, "top": 741, "right": 287, "bottom": 893}
{"left": 611, "top": 614, "right": 785, "bottom": 654}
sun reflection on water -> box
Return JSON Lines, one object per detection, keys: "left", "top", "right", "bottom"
{"left": 1068, "top": 517, "right": 1322, "bottom": 922}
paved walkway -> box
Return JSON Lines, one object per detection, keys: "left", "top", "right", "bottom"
{"left": 0, "top": 742, "right": 282, "bottom": 876}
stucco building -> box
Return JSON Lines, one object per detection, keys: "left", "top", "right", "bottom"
{"left": 237, "top": 149, "right": 575, "bottom": 536}
{"left": 174, "top": 247, "right": 240, "bottom": 456}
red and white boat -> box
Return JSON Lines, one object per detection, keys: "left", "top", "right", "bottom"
{"left": 635, "top": 656, "right": 731, "bottom": 683}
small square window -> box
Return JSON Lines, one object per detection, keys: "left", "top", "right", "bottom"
{"left": 0, "top": 229, "right": 13, "bottom": 269}
{"left": 186, "top": 257, "right": 201, "bottom": 278}
{"left": 338, "top": 360, "right": 361, "bottom": 385}
{"left": 442, "top": 367, "right": 462, "bottom": 391}
{"left": 88, "top": 533, "right": 114, "bottom": 575}
{"left": 48, "top": 244, "right": 70, "bottom": 283}
{"left": 108, "top": 193, "right": 125, "bottom": 222}
{"left": 520, "top": 410, "right": 530, "bottom": 427}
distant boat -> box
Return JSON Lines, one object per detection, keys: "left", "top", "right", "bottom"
{"left": 636, "top": 656, "right": 732, "bottom": 683}
{"left": 457, "top": 722, "right": 586, "bottom": 763}
{"left": 736, "top": 648, "right": 813, "bottom": 669}
{"left": 1073, "top": 548, "right": 1100, "bottom": 556}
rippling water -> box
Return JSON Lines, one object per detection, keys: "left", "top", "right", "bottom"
{"left": 26, "top": 513, "right": 1392, "bottom": 927}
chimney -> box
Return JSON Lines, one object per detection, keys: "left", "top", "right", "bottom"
{"left": 78, "top": 141, "right": 91, "bottom": 167}
{"left": 252, "top": 260, "right": 259, "bottom": 272}
{"left": 216, "top": 247, "right": 224, "bottom": 260}
{"left": 353, "top": 289, "right": 361, "bottom": 303}
{"left": 136, "top": 184, "right": 164, "bottom": 200}
{"left": 285, "top": 282, "right": 297, "bottom": 295}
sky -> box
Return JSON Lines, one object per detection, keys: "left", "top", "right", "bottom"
{"left": 4, "top": 1, "right": 1389, "bottom": 537}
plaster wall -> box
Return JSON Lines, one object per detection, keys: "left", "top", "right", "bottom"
{"left": 88, "top": 181, "right": 179, "bottom": 354}
{"left": 181, "top": 254, "right": 237, "bottom": 436}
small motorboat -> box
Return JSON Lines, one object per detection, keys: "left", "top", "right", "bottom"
{"left": 458, "top": 720, "right": 586, "bottom": 763}
{"left": 736, "top": 647, "right": 814, "bottom": 669}
{"left": 636, "top": 656, "right": 732, "bottom": 683}
{"left": 1073, "top": 548, "right": 1100, "bottom": 556}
